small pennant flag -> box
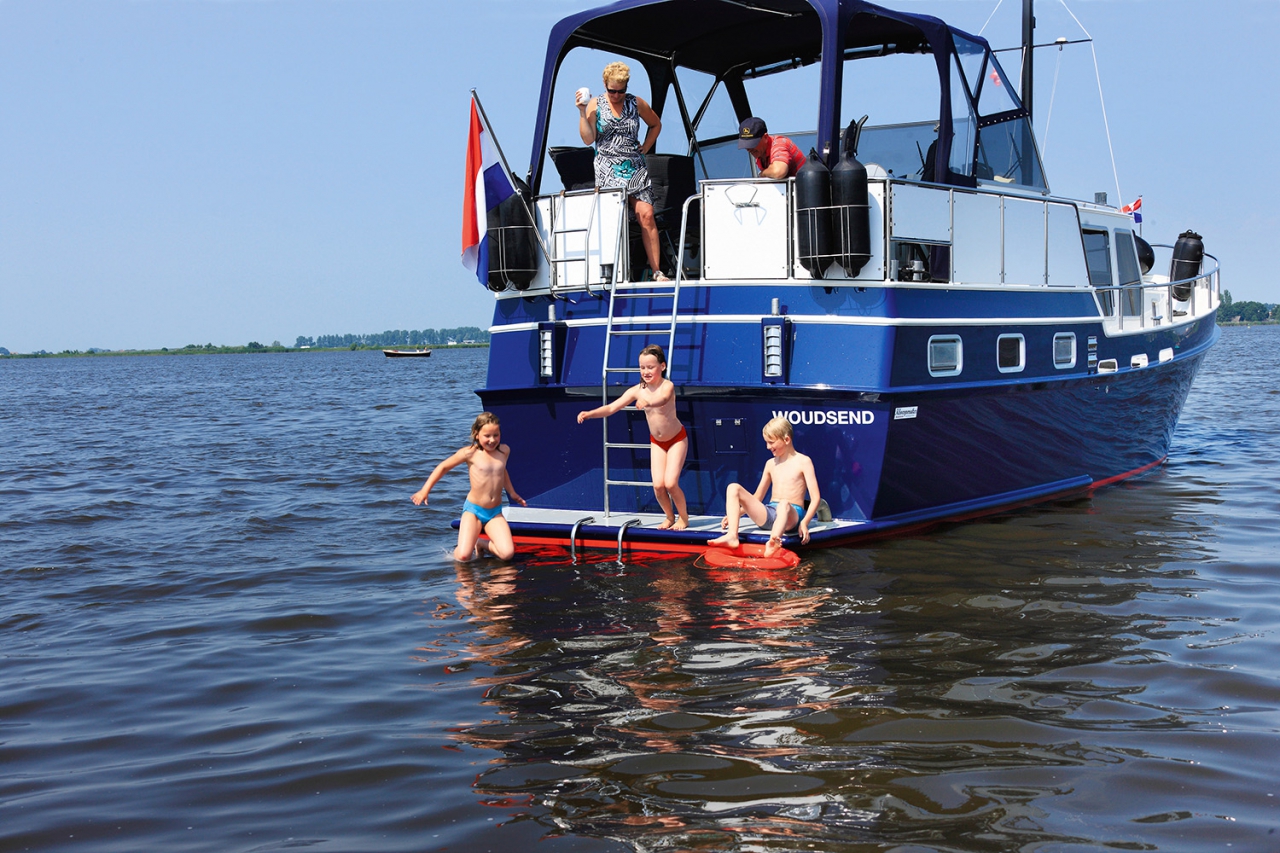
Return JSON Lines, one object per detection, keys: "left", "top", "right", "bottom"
{"left": 1120, "top": 196, "right": 1143, "bottom": 224}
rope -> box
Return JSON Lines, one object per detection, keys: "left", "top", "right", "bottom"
{"left": 1057, "top": 0, "right": 1123, "bottom": 204}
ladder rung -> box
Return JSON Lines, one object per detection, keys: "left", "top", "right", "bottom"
{"left": 614, "top": 282, "right": 676, "bottom": 290}
{"left": 612, "top": 290, "right": 675, "bottom": 298}
{"left": 608, "top": 328, "right": 673, "bottom": 336}
{"left": 552, "top": 226, "right": 590, "bottom": 235}
{"left": 605, "top": 442, "right": 651, "bottom": 449}
{"left": 605, "top": 366, "right": 641, "bottom": 373}
{"left": 606, "top": 479, "right": 655, "bottom": 488}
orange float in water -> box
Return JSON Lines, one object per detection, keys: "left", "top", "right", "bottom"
{"left": 701, "top": 542, "right": 800, "bottom": 570}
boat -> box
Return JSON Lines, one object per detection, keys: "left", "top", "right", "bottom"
{"left": 469, "top": 0, "right": 1220, "bottom": 557}
{"left": 383, "top": 349, "right": 432, "bottom": 358}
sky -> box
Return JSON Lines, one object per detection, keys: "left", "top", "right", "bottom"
{"left": 2, "top": 0, "right": 1276, "bottom": 353}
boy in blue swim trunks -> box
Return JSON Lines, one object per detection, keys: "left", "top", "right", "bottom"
{"left": 708, "top": 416, "right": 820, "bottom": 557}
{"left": 411, "top": 412, "right": 526, "bottom": 561}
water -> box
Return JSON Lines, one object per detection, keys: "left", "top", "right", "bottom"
{"left": 2, "top": 331, "right": 1278, "bottom": 852}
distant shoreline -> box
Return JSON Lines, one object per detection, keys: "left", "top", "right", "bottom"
{"left": 1, "top": 344, "right": 489, "bottom": 359}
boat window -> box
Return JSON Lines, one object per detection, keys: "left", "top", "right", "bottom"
{"left": 1114, "top": 229, "right": 1144, "bottom": 316}
{"left": 997, "top": 334, "right": 1025, "bottom": 373}
{"left": 1082, "top": 229, "right": 1114, "bottom": 315}
{"left": 1053, "top": 333, "right": 1077, "bottom": 369}
{"left": 852, "top": 122, "right": 937, "bottom": 181}
{"left": 928, "top": 335, "right": 963, "bottom": 376}
{"left": 976, "top": 117, "right": 1046, "bottom": 188}
{"left": 948, "top": 57, "right": 977, "bottom": 180}
{"left": 740, "top": 61, "right": 820, "bottom": 150}
{"left": 839, "top": 53, "right": 940, "bottom": 179}
{"left": 694, "top": 137, "right": 756, "bottom": 181}
{"left": 680, "top": 69, "right": 737, "bottom": 148}
{"left": 976, "top": 56, "right": 1021, "bottom": 117}
{"left": 952, "top": 34, "right": 987, "bottom": 100}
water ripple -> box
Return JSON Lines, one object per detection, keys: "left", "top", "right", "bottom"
{"left": 3, "top": 336, "right": 1280, "bottom": 851}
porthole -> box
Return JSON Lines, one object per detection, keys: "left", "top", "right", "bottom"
{"left": 997, "top": 334, "right": 1025, "bottom": 373}
{"left": 1053, "top": 332, "right": 1076, "bottom": 369}
{"left": 928, "top": 335, "right": 963, "bottom": 377}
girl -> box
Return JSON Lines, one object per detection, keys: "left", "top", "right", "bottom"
{"left": 411, "top": 412, "right": 525, "bottom": 561}
{"left": 578, "top": 344, "right": 688, "bottom": 530}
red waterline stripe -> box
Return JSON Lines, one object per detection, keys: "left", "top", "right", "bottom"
{"left": 1089, "top": 456, "right": 1166, "bottom": 490}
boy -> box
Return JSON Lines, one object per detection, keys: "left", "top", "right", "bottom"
{"left": 707, "top": 416, "right": 820, "bottom": 556}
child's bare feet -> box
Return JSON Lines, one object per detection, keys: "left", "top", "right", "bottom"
{"left": 656, "top": 517, "right": 674, "bottom": 530}
{"left": 763, "top": 536, "right": 782, "bottom": 557}
{"left": 671, "top": 518, "right": 688, "bottom": 531}
{"left": 707, "top": 533, "right": 738, "bottom": 549}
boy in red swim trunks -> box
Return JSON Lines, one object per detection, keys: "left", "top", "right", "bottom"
{"left": 578, "top": 344, "right": 689, "bottom": 530}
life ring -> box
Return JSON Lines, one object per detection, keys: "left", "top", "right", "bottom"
{"left": 700, "top": 542, "right": 800, "bottom": 570}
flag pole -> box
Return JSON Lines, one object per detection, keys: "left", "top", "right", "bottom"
{"left": 470, "top": 89, "right": 518, "bottom": 189}
{"left": 470, "top": 89, "right": 550, "bottom": 264}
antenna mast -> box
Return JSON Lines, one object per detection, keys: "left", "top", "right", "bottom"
{"left": 1021, "top": 0, "right": 1035, "bottom": 120}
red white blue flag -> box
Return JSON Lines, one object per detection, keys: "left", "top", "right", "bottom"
{"left": 461, "top": 97, "right": 516, "bottom": 286}
{"left": 1121, "top": 196, "right": 1142, "bottom": 224}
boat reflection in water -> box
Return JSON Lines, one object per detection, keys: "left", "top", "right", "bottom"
{"left": 429, "top": 478, "right": 1253, "bottom": 849}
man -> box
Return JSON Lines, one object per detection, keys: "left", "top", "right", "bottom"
{"left": 737, "top": 116, "right": 807, "bottom": 179}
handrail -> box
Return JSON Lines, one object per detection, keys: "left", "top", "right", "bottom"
{"left": 1093, "top": 253, "right": 1220, "bottom": 330}
{"left": 668, "top": 193, "right": 699, "bottom": 361}
{"left": 569, "top": 515, "right": 594, "bottom": 563}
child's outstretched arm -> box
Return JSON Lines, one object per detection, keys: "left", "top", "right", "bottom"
{"left": 410, "top": 447, "right": 470, "bottom": 505}
{"left": 797, "top": 456, "right": 821, "bottom": 543}
{"left": 577, "top": 386, "right": 639, "bottom": 423}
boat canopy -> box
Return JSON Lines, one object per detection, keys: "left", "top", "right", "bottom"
{"left": 528, "top": 0, "right": 1045, "bottom": 193}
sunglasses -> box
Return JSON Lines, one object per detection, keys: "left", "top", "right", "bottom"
{"left": 606, "top": 86, "right": 627, "bottom": 94}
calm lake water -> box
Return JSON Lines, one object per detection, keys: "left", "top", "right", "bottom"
{"left": 3, "top": 328, "right": 1279, "bottom": 852}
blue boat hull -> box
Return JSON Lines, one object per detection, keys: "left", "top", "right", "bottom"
{"left": 477, "top": 314, "right": 1216, "bottom": 547}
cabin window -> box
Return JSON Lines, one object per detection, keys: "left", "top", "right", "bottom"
{"left": 948, "top": 58, "right": 977, "bottom": 180}
{"left": 953, "top": 34, "right": 987, "bottom": 98}
{"left": 1114, "top": 229, "right": 1144, "bottom": 316}
{"left": 839, "top": 50, "right": 940, "bottom": 180}
{"left": 928, "top": 335, "right": 963, "bottom": 376}
{"left": 1082, "top": 230, "right": 1114, "bottom": 315}
{"left": 997, "top": 334, "right": 1025, "bottom": 373}
{"left": 740, "top": 61, "right": 820, "bottom": 152}
{"left": 1053, "top": 333, "right": 1077, "bottom": 369}
{"left": 976, "top": 118, "right": 1046, "bottom": 189}
{"left": 976, "top": 56, "right": 1020, "bottom": 116}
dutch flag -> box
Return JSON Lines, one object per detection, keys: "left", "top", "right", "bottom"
{"left": 461, "top": 97, "right": 516, "bottom": 286}
{"left": 1121, "top": 196, "right": 1143, "bottom": 225}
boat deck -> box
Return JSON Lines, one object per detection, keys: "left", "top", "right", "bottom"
{"left": 498, "top": 506, "right": 865, "bottom": 557}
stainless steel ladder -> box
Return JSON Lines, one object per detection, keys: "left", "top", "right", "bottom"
{"left": 548, "top": 190, "right": 598, "bottom": 292}
{"left": 599, "top": 263, "right": 683, "bottom": 519}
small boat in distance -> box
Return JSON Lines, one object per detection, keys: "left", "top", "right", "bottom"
{"left": 382, "top": 349, "right": 432, "bottom": 358}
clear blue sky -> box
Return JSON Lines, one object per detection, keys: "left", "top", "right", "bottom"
{"left": 2, "top": 0, "right": 1275, "bottom": 353}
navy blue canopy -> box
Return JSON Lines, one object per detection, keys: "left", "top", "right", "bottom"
{"left": 526, "top": 0, "right": 1025, "bottom": 192}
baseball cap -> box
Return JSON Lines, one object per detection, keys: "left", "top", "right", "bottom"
{"left": 737, "top": 117, "right": 767, "bottom": 149}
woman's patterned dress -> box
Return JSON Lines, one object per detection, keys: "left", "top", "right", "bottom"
{"left": 593, "top": 93, "right": 653, "bottom": 205}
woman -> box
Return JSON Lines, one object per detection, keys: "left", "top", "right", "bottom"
{"left": 577, "top": 61, "right": 667, "bottom": 281}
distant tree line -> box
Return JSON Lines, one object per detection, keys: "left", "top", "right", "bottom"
{"left": 295, "top": 327, "right": 489, "bottom": 349}
{"left": 1217, "top": 291, "right": 1277, "bottom": 323}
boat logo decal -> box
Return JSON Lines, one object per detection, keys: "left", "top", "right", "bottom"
{"left": 772, "top": 409, "right": 876, "bottom": 426}
{"left": 894, "top": 407, "right": 918, "bottom": 420}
